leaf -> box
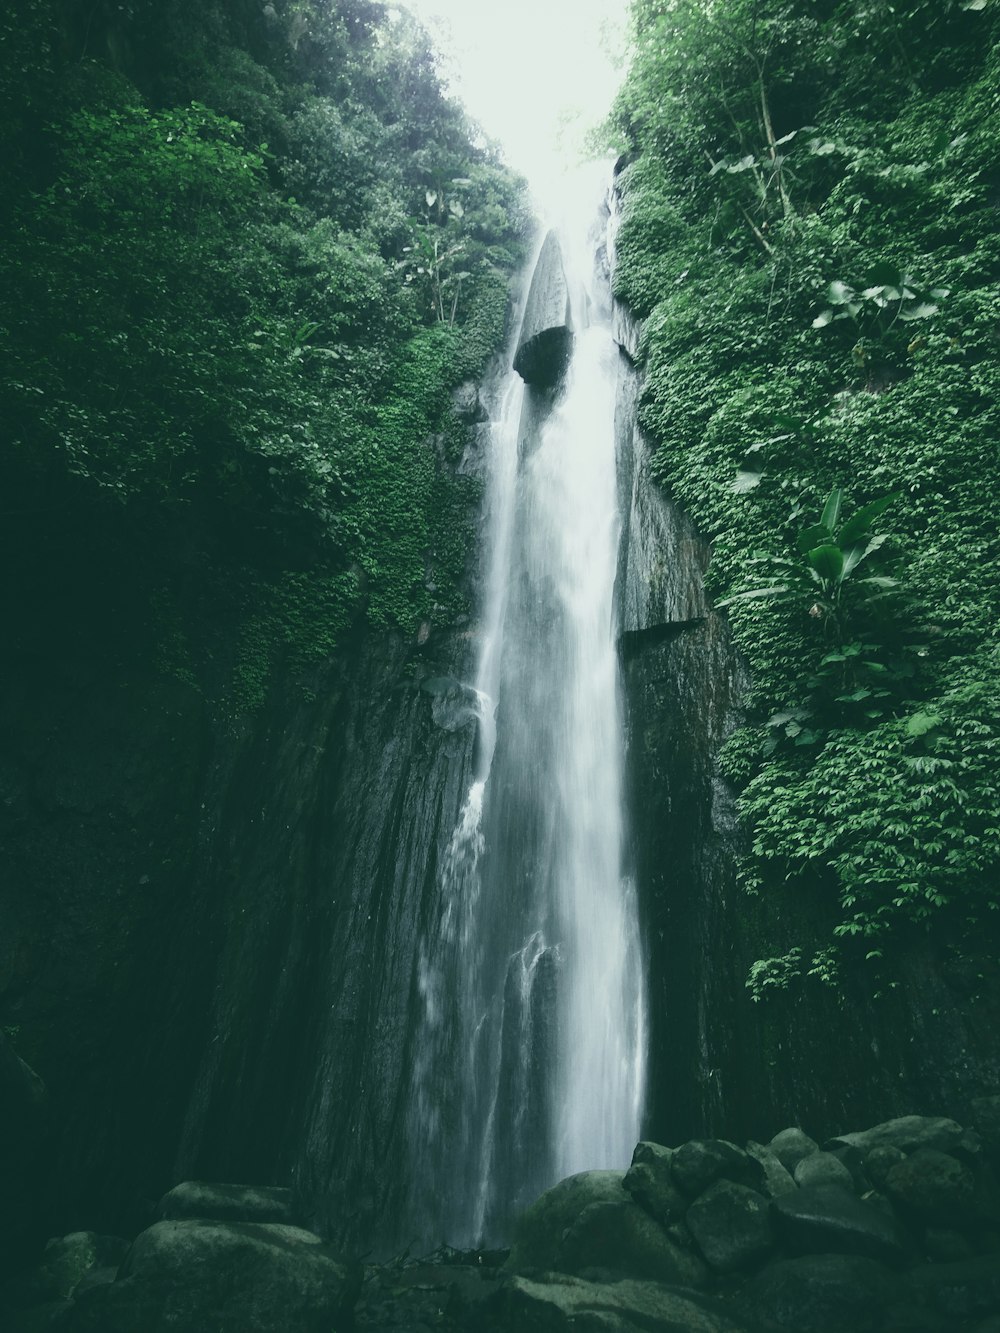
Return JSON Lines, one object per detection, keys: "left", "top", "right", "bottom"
{"left": 841, "top": 542, "right": 867, "bottom": 576}
{"left": 294, "top": 320, "right": 320, "bottom": 344}
{"left": 827, "top": 281, "right": 855, "bottom": 305}
{"left": 812, "top": 309, "right": 834, "bottom": 329}
{"left": 448, "top": 198, "right": 465, "bottom": 218}
{"left": 899, "top": 302, "right": 939, "bottom": 321}
{"left": 843, "top": 533, "right": 889, "bottom": 576}
{"left": 961, "top": 0, "right": 987, "bottom": 10}
{"left": 906, "top": 711, "right": 942, "bottom": 737}
{"left": 837, "top": 493, "right": 899, "bottom": 546}
{"left": 809, "top": 140, "right": 836, "bottom": 155}
{"left": 425, "top": 189, "right": 438, "bottom": 208}
{"left": 857, "top": 575, "right": 898, "bottom": 588}
{"left": 716, "top": 585, "right": 792, "bottom": 607}
{"left": 774, "top": 130, "right": 798, "bottom": 146}
{"left": 768, "top": 709, "right": 805, "bottom": 727}
{"left": 820, "top": 488, "right": 843, "bottom": 531}
{"left": 807, "top": 543, "right": 845, "bottom": 581}
{"left": 733, "top": 469, "right": 763, "bottom": 493}
{"left": 797, "top": 522, "right": 833, "bottom": 553}
{"left": 727, "top": 154, "right": 757, "bottom": 173}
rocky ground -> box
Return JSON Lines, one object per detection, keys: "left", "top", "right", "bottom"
{"left": 3, "top": 1102, "right": 1000, "bottom": 1332}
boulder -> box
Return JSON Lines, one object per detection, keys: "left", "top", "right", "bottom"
{"left": 884, "top": 1149, "right": 976, "bottom": 1224}
{"left": 8, "top": 1301, "right": 73, "bottom": 1332}
{"left": 864, "top": 1145, "right": 907, "bottom": 1191}
{"left": 155, "top": 1181, "right": 294, "bottom": 1225}
{"left": 507, "top": 1169, "right": 705, "bottom": 1285}
{"left": 70, "top": 1267, "right": 118, "bottom": 1299}
{"left": 795, "top": 1152, "right": 855, "bottom": 1192}
{"left": 828, "top": 1144, "right": 870, "bottom": 1192}
{"left": 771, "top": 1184, "right": 909, "bottom": 1264}
{"left": 513, "top": 231, "right": 573, "bottom": 389}
{"left": 906, "top": 1255, "right": 1000, "bottom": 1321}
{"left": 507, "top": 1170, "right": 627, "bottom": 1271}
{"left": 55, "top": 1220, "right": 353, "bottom": 1333}
{"left": 558, "top": 1198, "right": 707, "bottom": 1285}
{"left": 828, "top": 1115, "right": 965, "bottom": 1158}
{"left": 769, "top": 1127, "right": 820, "bottom": 1175}
{"left": 488, "top": 1273, "right": 764, "bottom": 1333}
{"left": 955, "top": 1127, "right": 986, "bottom": 1166}
{"left": 14, "top": 1233, "right": 127, "bottom": 1305}
{"left": 924, "top": 1228, "right": 974, "bottom": 1262}
{"left": 671, "top": 1139, "right": 758, "bottom": 1197}
{"left": 972, "top": 1097, "right": 1000, "bottom": 1163}
{"left": 745, "top": 1253, "right": 899, "bottom": 1333}
{"left": 685, "top": 1180, "right": 773, "bottom": 1273}
{"left": 624, "top": 1142, "right": 688, "bottom": 1224}
{"left": 354, "top": 1260, "right": 496, "bottom": 1330}
{"left": 745, "top": 1141, "right": 798, "bottom": 1199}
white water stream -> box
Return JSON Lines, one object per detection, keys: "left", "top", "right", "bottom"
{"left": 409, "top": 176, "right": 646, "bottom": 1247}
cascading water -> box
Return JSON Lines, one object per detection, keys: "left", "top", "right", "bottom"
{"left": 407, "top": 173, "right": 646, "bottom": 1249}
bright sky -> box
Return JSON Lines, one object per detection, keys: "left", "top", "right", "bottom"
{"left": 398, "top": 0, "right": 629, "bottom": 214}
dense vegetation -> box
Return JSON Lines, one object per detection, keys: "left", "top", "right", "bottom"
{"left": 612, "top": 0, "right": 1000, "bottom": 990}
{"left": 0, "top": 0, "right": 529, "bottom": 711}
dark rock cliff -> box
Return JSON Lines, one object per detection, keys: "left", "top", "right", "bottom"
{"left": 0, "top": 622, "right": 482, "bottom": 1259}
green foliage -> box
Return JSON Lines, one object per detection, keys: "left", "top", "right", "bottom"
{"left": 614, "top": 0, "right": 1000, "bottom": 973}
{"left": 0, "top": 0, "right": 529, "bottom": 713}
{"left": 719, "top": 487, "right": 900, "bottom": 637}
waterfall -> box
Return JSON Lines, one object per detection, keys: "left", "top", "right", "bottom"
{"left": 407, "top": 172, "right": 646, "bottom": 1250}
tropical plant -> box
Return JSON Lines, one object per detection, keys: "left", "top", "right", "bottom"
{"left": 718, "top": 488, "right": 899, "bottom": 644}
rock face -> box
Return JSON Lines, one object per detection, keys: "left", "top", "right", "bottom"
{"left": 512, "top": 230, "right": 573, "bottom": 388}
{"left": 57, "top": 1220, "right": 352, "bottom": 1333}
{"left": 1, "top": 623, "right": 482, "bottom": 1256}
